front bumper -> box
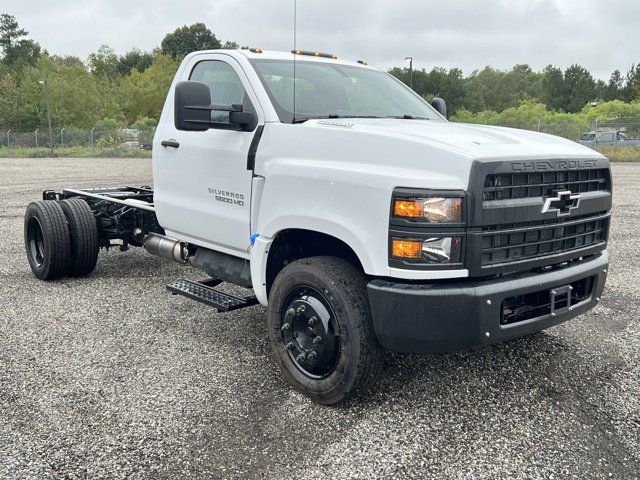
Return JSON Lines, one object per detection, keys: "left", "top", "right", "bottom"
{"left": 367, "top": 251, "right": 608, "bottom": 353}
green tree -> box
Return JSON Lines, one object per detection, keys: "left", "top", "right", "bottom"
{"left": 52, "top": 55, "right": 84, "bottom": 68}
{"left": 388, "top": 66, "right": 467, "bottom": 115}
{"left": 563, "top": 64, "right": 595, "bottom": 113}
{"left": 161, "top": 23, "right": 221, "bottom": 59}
{"left": 18, "top": 55, "right": 109, "bottom": 129}
{"left": 604, "top": 70, "right": 624, "bottom": 101}
{"left": 0, "top": 71, "right": 19, "bottom": 128}
{"left": 541, "top": 65, "right": 567, "bottom": 111}
{"left": 88, "top": 44, "right": 120, "bottom": 79}
{"left": 222, "top": 40, "right": 239, "bottom": 50}
{"left": 623, "top": 64, "right": 640, "bottom": 102}
{"left": 424, "top": 67, "right": 466, "bottom": 114}
{"left": 117, "top": 49, "right": 153, "bottom": 75}
{"left": 464, "top": 67, "right": 507, "bottom": 112}
{"left": 503, "top": 64, "right": 543, "bottom": 105}
{"left": 0, "top": 13, "right": 41, "bottom": 66}
{"left": 121, "top": 53, "right": 179, "bottom": 123}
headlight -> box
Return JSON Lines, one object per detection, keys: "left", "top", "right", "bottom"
{"left": 393, "top": 196, "right": 463, "bottom": 223}
{"left": 391, "top": 237, "right": 462, "bottom": 263}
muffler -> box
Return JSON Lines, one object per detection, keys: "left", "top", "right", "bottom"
{"left": 143, "top": 233, "right": 187, "bottom": 263}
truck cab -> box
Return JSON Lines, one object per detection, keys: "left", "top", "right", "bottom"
{"left": 24, "top": 49, "right": 611, "bottom": 404}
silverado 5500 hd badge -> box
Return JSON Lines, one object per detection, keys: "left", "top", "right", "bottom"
{"left": 208, "top": 188, "right": 244, "bottom": 206}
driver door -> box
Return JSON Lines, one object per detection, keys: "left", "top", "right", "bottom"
{"left": 154, "top": 54, "right": 262, "bottom": 254}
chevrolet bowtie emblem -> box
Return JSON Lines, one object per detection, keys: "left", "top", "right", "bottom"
{"left": 541, "top": 190, "right": 581, "bottom": 217}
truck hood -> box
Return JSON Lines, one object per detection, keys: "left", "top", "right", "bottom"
{"left": 308, "top": 118, "right": 604, "bottom": 160}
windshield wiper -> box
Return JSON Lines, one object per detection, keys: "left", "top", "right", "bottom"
{"left": 386, "top": 115, "right": 431, "bottom": 120}
{"left": 292, "top": 114, "right": 383, "bottom": 124}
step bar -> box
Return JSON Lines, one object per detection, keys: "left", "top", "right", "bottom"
{"left": 166, "top": 278, "right": 259, "bottom": 312}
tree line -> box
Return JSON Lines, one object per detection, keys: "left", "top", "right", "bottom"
{"left": 391, "top": 63, "right": 640, "bottom": 116}
{"left": 1, "top": 12, "right": 639, "bottom": 133}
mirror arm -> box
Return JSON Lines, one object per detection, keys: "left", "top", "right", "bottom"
{"left": 186, "top": 103, "right": 243, "bottom": 113}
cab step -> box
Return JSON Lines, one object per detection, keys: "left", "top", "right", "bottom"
{"left": 166, "top": 278, "right": 259, "bottom": 312}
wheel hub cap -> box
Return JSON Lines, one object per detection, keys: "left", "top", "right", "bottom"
{"left": 281, "top": 287, "right": 340, "bottom": 379}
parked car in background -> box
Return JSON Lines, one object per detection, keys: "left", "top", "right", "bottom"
{"left": 579, "top": 130, "right": 640, "bottom": 148}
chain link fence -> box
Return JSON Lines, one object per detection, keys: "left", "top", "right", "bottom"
{"left": 1, "top": 119, "right": 639, "bottom": 159}
{"left": 0, "top": 127, "right": 155, "bottom": 157}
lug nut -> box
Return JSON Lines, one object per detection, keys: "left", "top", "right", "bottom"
{"left": 281, "top": 323, "right": 291, "bottom": 332}
{"left": 308, "top": 316, "right": 318, "bottom": 326}
{"left": 285, "top": 342, "right": 295, "bottom": 350}
{"left": 307, "top": 327, "right": 316, "bottom": 336}
{"left": 296, "top": 353, "right": 306, "bottom": 362}
{"left": 285, "top": 308, "right": 295, "bottom": 320}
{"left": 307, "top": 351, "right": 317, "bottom": 361}
{"left": 313, "top": 336, "right": 323, "bottom": 345}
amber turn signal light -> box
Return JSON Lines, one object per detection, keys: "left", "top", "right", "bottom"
{"left": 391, "top": 239, "right": 422, "bottom": 259}
{"left": 393, "top": 200, "right": 424, "bottom": 218}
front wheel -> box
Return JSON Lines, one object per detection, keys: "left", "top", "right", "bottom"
{"left": 267, "top": 256, "right": 383, "bottom": 404}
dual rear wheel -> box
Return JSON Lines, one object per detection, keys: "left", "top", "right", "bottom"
{"left": 25, "top": 201, "right": 381, "bottom": 404}
{"left": 24, "top": 198, "right": 99, "bottom": 280}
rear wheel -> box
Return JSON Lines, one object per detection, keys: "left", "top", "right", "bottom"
{"left": 60, "top": 197, "right": 99, "bottom": 277}
{"left": 267, "top": 256, "right": 383, "bottom": 404}
{"left": 24, "top": 201, "right": 71, "bottom": 280}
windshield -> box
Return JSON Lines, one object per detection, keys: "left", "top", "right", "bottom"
{"left": 249, "top": 59, "right": 444, "bottom": 123}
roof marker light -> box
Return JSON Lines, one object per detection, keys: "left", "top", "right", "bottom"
{"left": 291, "top": 49, "right": 337, "bottom": 59}
{"left": 249, "top": 48, "right": 263, "bottom": 53}
{"left": 357, "top": 60, "right": 368, "bottom": 65}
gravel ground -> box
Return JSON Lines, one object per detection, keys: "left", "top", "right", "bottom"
{"left": 0, "top": 157, "right": 638, "bottom": 480}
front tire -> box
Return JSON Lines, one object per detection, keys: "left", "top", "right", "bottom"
{"left": 24, "top": 201, "right": 71, "bottom": 280}
{"left": 267, "top": 256, "right": 383, "bottom": 404}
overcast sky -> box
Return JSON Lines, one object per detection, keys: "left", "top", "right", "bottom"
{"left": 3, "top": 0, "right": 639, "bottom": 80}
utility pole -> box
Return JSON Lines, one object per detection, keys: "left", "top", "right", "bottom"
{"left": 38, "top": 78, "right": 54, "bottom": 157}
{"left": 405, "top": 56, "right": 414, "bottom": 90}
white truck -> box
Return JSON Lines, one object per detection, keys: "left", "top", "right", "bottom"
{"left": 24, "top": 49, "right": 612, "bottom": 404}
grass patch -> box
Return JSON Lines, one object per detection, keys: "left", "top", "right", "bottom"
{"left": 596, "top": 146, "right": 640, "bottom": 162}
{"left": 0, "top": 146, "right": 152, "bottom": 158}
{"left": 1, "top": 145, "right": 638, "bottom": 162}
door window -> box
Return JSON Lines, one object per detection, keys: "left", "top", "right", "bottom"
{"left": 596, "top": 133, "right": 614, "bottom": 143}
{"left": 190, "top": 60, "right": 255, "bottom": 124}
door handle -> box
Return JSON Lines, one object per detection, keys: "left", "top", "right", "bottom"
{"left": 161, "top": 139, "right": 180, "bottom": 148}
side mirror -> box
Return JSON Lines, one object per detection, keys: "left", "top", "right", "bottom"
{"left": 175, "top": 81, "right": 211, "bottom": 131}
{"left": 174, "top": 80, "right": 255, "bottom": 131}
{"left": 431, "top": 97, "right": 447, "bottom": 118}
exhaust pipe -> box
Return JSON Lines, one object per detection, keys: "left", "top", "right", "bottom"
{"left": 143, "top": 233, "right": 187, "bottom": 263}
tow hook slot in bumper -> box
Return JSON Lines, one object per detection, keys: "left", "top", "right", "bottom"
{"left": 550, "top": 284, "right": 572, "bottom": 316}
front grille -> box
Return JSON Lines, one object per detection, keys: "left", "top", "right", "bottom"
{"left": 483, "top": 168, "right": 609, "bottom": 201}
{"left": 481, "top": 214, "right": 609, "bottom": 265}
{"left": 501, "top": 276, "right": 594, "bottom": 325}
